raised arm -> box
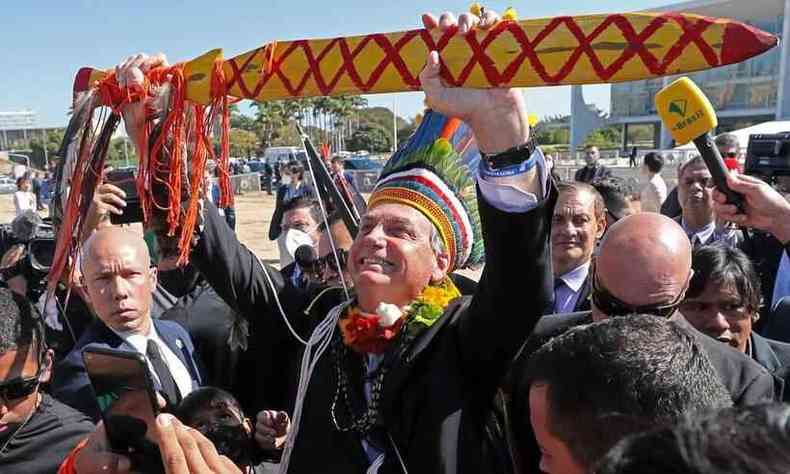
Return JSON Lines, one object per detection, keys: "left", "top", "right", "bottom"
{"left": 114, "top": 54, "right": 308, "bottom": 333}
{"left": 419, "top": 10, "right": 553, "bottom": 389}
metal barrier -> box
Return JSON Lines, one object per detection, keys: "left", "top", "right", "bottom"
{"left": 209, "top": 172, "right": 262, "bottom": 195}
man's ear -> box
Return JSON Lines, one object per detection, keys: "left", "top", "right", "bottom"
{"left": 596, "top": 213, "right": 608, "bottom": 240}
{"left": 148, "top": 265, "right": 158, "bottom": 289}
{"left": 431, "top": 251, "right": 451, "bottom": 283}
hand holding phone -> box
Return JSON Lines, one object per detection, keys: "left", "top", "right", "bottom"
{"left": 104, "top": 169, "right": 143, "bottom": 224}
{"left": 83, "top": 347, "right": 165, "bottom": 474}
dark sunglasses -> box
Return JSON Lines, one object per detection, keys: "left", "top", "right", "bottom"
{"left": 0, "top": 373, "right": 40, "bottom": 402}
{"left": 722, "top": 152, "right": 738, "bottom": 158}
{"left": 590, "top": 263, "right": 683, "bottom": 319}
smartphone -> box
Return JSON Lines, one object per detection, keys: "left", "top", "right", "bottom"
{"left": 105, "top": 169, "right": 143, "bottom": 225}
{"left": 83, "top": 347, "right": 165, "bottom": 474}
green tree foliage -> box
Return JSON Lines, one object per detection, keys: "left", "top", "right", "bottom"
{"left": 229, "top": 129, "right": 259, "bottom": 158}
{"left": 347, "top": 124, "right": 391, "bottom": 153}
{"left": 584, "top": 126, "right": 623, "bottom": 148}
{"left": 27, "top": 129, "right": 64, "bottom": 169}
{"left": 357, "top": 106, "right": 408, "bottom": 131}
{"left": 105, "top": 137, "right": 138, "bottom": 168}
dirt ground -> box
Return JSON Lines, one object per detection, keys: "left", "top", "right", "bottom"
{"left": 0, "top": 191, "right": 481, "bottom": 280}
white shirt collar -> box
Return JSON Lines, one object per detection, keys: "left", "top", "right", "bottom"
{"left": 109, "top": 321, "right": 161, "bottom": 355}
{"left": 680, "top": 217, "right": 715, "bottom": 243}
{"left": 558, "top": 261, "right": 591, "bottom": 292}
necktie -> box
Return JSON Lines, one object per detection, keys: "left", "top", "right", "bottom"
{"left": 146, "top": 339, "right": 180, "bottom": 406}
{"left": 553, "top": 278, "right": 566, "bottom": 313}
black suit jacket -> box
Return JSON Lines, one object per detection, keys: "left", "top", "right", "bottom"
{"left": 739, "top": 231, "right": 788, "bottom": 333}
{"left": 573, "top": 164, "right": 611, "bottom": 183}
{"left": 518, "top": 311, "right": 777, "bottom": 404}
{"left": 510, "top": 311, "right": 778, "bottom": 474}
{"left": 752, "top": 332, "right": 790, "bottom": 402}
{"left": 192, "top": 185, "right": 556, "bottom": 474}
{"left": 52, "top": 318, "right": 204, "bottom": 421}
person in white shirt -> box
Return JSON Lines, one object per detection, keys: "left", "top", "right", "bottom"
{"left": 639, "top": 152, "right": 668, "bottom": 213}
{"left": 13, "top": 176, "right": 36, "bottom": 217}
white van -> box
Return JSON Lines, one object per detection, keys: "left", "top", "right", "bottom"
{"left": 262, "top": 146, "right": 307, "bottom": 166}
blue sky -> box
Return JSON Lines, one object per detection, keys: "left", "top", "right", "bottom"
{"left": 2, "top": 0, "right": 672, "bottom": 127}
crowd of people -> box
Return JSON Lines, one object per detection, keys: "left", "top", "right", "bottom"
{"left": 2, "top": 8, "right": 790, "bottom": 474}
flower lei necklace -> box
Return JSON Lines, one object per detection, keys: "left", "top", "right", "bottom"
{"left": 338, "top": 277, "right": 461, "bottom": 354}
{"left": 330, "top": 277, "right": 461, "bottom": 436}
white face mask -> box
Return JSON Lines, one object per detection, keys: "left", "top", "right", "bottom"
{"left": 277, "top": 228, "right": 313, "bottom": 267}
{"left": 281, "top": 176, "right": 292, "bottom": 186}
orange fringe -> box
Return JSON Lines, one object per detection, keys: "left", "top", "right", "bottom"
{"left": 53, "top": 58, "right": 234, "bottom": 275}
{"left": 211, "top": 60, "right": 233, "bottom": 209}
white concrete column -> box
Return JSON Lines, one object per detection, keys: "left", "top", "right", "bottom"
{"left": 775, "top": 0, "right": 790, "bottom": 119}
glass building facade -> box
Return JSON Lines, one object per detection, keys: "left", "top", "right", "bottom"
{"left": 606, "top": 2, "right": 789, "bottom": 147}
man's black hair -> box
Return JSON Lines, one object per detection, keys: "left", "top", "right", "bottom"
{"left": 175, "top": 386, "right": 246, "bottom": 427}
{"left": 643, "top": 152, "right": 664, "bottom": 174}
{"left": 556, "top": 181, "right": 606, "bottom": 222}
{"left": 590, "top": 177, "right": 631, "bottom": 220}
{"left": 596, "top": 403, "right": 790, "bottom": 474}
{"left": 282, "top": 197, "right": 321, "bottom": 224}
{"left": 0, "top": 287, "right": 45, "bottom": 355}
{"left": 688, "top": 244, "right": 762, "bottom": 314}
{"left": 512, "top": 314, "right": 732, "bottom": 470}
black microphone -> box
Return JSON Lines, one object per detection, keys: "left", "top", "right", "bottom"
{"left": 295, "top": 244, "right": 317, "bottom": 271}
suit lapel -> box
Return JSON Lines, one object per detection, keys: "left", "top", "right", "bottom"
{"left": 154, "top": 321, "right": 201, "bottom": 387}
{"left": 89, "top": 321, "right": 126, "bottom": 349}
{"left": 380, "top": 297, "right": 469, "bottom": 443}
{"left": 574, "top": 274, "right": 592, "bottom": 312}
{"left": 751, "top": 333, "right": 782, "bottom": 374}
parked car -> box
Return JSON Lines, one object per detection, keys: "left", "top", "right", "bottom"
{"left": 262, "top": 146, "right": 307, "bottom": 167}
{"left": 0, "top": 177, "right": 17, "bottom": 194}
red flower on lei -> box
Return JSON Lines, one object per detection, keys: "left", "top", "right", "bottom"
{"left": 338, "top": 308, "right": 405, "bottom": 354}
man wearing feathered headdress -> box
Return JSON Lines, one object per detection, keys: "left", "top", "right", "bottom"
{"left": 71, "top": 9, "right": 555, "bottom": 474}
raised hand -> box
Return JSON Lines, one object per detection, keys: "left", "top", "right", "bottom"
{"left": 115, "top": 53, "right": 169, "bottom": 156}
{"left": 254, "top": 410, "right": 291, "bottom": 450}
{"left": 155, "top": 414, "right": 241, "bottom": 474}
{"left": 419, "top": 10, "right": 530, "bottom": 154}
{"left": 713, "top": 173, "right": 790, "bottom": 243}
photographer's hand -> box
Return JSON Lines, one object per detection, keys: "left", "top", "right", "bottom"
{"left": 713, "top": 173, "right": 790, "bottom": 243}
{"left": 84, "top": 182, "right": 127, "bottom": 235}
{"left": 156, "top": 414, "right": 241, "bottom": 474}
{"left": 254, "top": 410, "right": 290, "bottom": 450}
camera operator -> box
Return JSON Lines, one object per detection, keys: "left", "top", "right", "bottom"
{"left": 0, "top": 211, "right": 55, "bottom": 301}
{"left": 714, "top": 173, "right": 790, "bottom": 340}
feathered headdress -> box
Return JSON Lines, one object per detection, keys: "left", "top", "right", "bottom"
{"left": 369, "top": 110, "right": 483, "bottom": 272}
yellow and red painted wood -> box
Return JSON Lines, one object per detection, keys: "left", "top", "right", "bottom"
{"left": 72, "top": 11, "right": 777, "bottom": 106}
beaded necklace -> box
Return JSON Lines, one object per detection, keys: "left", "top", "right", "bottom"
{"left": 331, "top": 277, "right": 460, "bottom": 435}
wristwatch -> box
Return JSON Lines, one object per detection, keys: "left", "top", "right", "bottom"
{"left": 481, "top": 138, "right": 537, "bottom": 170}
